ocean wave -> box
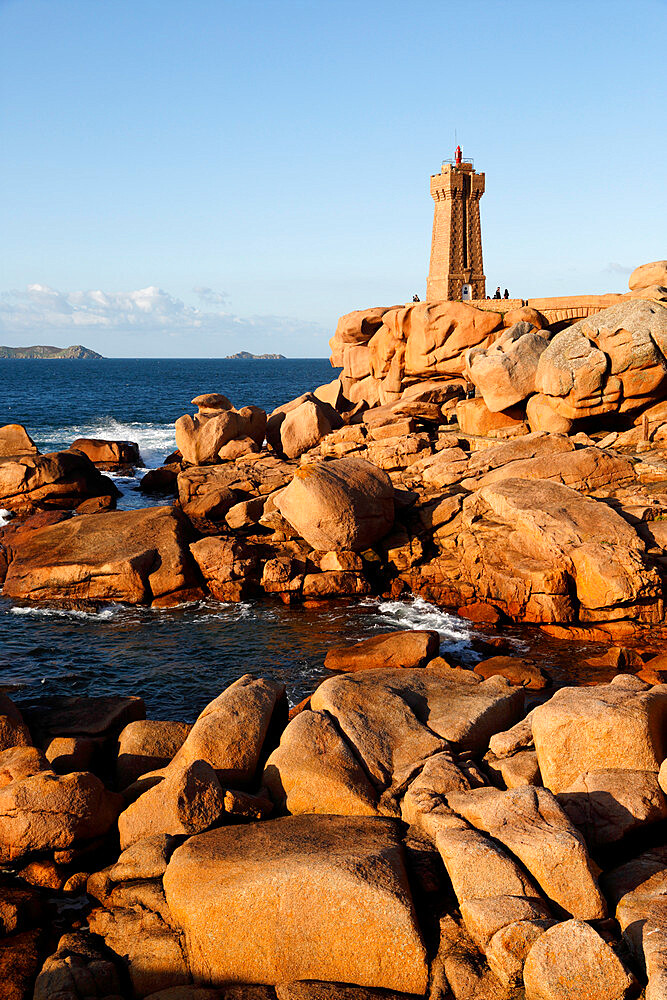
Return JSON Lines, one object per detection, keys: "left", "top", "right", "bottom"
{"left": 35, "top": 417, "right": 176, "bottom": 468}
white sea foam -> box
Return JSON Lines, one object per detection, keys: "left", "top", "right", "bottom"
{"left": 10, "top": 606, "right": 117, "bottom": 621}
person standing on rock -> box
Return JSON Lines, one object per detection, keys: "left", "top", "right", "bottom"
{"left": 494, "top": 286, "right": 501, "bottom": 299}
{"left": 504, "top": 288, "right": 510, "bottom": 299}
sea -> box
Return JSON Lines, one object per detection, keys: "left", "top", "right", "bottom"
{"left": 0, "top": 358, "right": 608, "bottom": 720}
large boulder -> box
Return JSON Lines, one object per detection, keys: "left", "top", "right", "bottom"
{"left": 0, "top": 450, "right": 113, "bottom": 513}
{"left": 165, "top": 675, "right": 286, "bottom": 786}
{"left": 70, "top": 437, "right": 141, "bottom": 469}
{"left": 118, "top": 760, "right": 226, "bottom": 849}
{"left": 446, "top": 786, "right": 606, "bottom": 919}
{"left": 175, "top": 394, "right": 266, "bottom": 465}
{"left": 371, "top": 301, "right": 503, "bottom": 382}
{"left": 0, "top": 768, "right": 122, "bottom": 861}
{"left": 465, "top": 323, "right": 551, "bottom": 412}
{"left": 262, "top": 710, "right": 379, "bottom": 816}
{"left": 276, "top": 459, "right": 395, "bottom": 552}
{"left": 534, "top": 299, "right": 667, "bottom": 420}
{"left": 163, "top": 815, "right": 428, "bottom": 993}
{"left": 329, "top": 306, "right": 393, "bottom": 367}
{"left": 557, "top": 768, "right": 667, "bottom": 848}
{"left": 324, "top": 630, "right": 439, "bottom": 672}
{"left": 465, "top": 446, "right": 636, "bottom": 494}
{"left": 522, "top": 919, "right": 635, "bottom": 1000}
{"left": 280, "top": 400, "right": 334, "bottom": 459}
{"left": 531, "top": 675, "right": 667, "bottom": 793}
{"left": 0, "top": 694, "right": 32, "bottom": 751}
{"left": 117, "top": 720, "right": 193, "bottom": 788}
{"left": 629, "top": 260, "right": 667, "bottom": 292}
{"left": 455, "top": 397, "right": 528, "bottom": 437}
{"left": 456, "top": 478, "right": 661, "bottom": 624}
{"left": 3, "top": 505, "right": 198, "bottom": 605}
{"left": 0, "top": 424, "right": 38, "bottom": 458}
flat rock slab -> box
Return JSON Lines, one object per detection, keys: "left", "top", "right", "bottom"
{"left": 163, "top": 815, "right": 428, "bottom": 994}
{"left": 324, "top": 630, "right": 439, "bottom": 672}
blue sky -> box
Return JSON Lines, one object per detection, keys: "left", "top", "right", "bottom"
{"left": 1, "top": 0, "right": 665, "bottom": 357}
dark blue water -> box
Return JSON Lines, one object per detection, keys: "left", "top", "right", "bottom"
{"left": 0, "top": 357, "right": 493, "bottom": 716}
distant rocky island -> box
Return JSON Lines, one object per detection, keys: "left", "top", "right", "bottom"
{"left": 0, "top": 344, "right": 103, "bottom": 359}
{"left": 224, "top": 351, "right": 286, "bottom": 360}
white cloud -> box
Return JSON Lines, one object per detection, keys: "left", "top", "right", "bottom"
{"left": 0, "top": 284, "right": 327, "bottom": 357}
{"left": 604, "top": 262, "right": 633, "bottom": 275}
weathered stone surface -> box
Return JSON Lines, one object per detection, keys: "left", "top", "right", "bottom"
{"left": 486, "top": 918, "right": 554, "bottom": 987}
{"left": 446, "top": 786, "right": 606, "bottom": 918}
{"left": 109, "top": 833, "right": 178, "bottom": 882}
{"left": 276, "top": 459, "right": 395, "bottom": 552}
{"left": 467, "top": 446, "right": 635, "bottom": 494}
{"left": 455, "top": 397, "right": 528, "bottom": 437}
{"left": 401, "top": 751, "right": 482, "bottom": 840}
{"left": 163, "top": 815, "right": 428, "bottom": 993}
{"left": 0, "top": 746, "right": 46, "bottom": 787}
{"left": 23, "top": 693, "right": 145, "bottom": 742}
{"left": 435, "top": 914, "right": 515, "bottom": 1000}
{"left": 436, "top": 825, "right": 541, "bottom": 903}
{"left": 88, "top": 893, "right": 190, "bottom": 997}
{"left": 0, "top": 769, "right": 122, "bottom": 861}
{"left": 189, "top": 536, "right": 257, "bottom": 600}
{"left": 280, "top": 400, "right": 334, "bottom": 459}
{"left": 275, "top": 983, "right": 422, "bottom": 1000}
{"left": 166, "top": 675, "right": 286, "bottom": 785}
{"left": 175, "top": 409, "right": 244, "bottom": 465}
{"left": 526, "top": 393, "right": 573, "bottom": 434}
{"left": 0, "top": 450, "right": 112, "bottom": 513}
{"left": 559, "top": 768, "right": 667, "bottom": 847}
{"left": 118, "top": 759, "right": 226, "bottom": 849}
{"left": 262, "top": 710, "right": 378, "bottom": 816}
{"left": 629, "top": 260, "right": 667, "bottom": 292}
{"left": 117, "top": 719, "right": 192, "bottom": 788}
{"left": 0, "top": 424, "right": 38, "bottom": 457}
{"left": 522, "top": 919, "right": 635, "bottom": 1000}
{"left": 324, "top": 630, "right": 439, "bottom": 672}
{"left": 0, "top": 928, "right": 43, "bottom": 1000}
{"left": 474, "top": 655, "right": 548, "bottom": 690}
{"left": 535, "top": 300, "right": 667, "bottom": 419}
{"left": 70, "top": 437, "right": 141, "bottom": 469}
{"left": 456, "top": 479, "right": 661, "bottom": 624}
{"left": 3, "top": 506, "right": 197, "bottom": 604}
{"left": 465, "top": 323, "right": 550, "bottom": 412}
{"left": 460, "top": 895, "right": 552, "bottom": 952}
{"left": 310, "top": 668, "right": 522, "bottom": 795}
{"left": 0, "top": 695, "right": 32, "bottom": 752}
{"left": 531, "top": 676, "right": 667, "bottom": 793}
{"left": 33, "top": 930, "right": 123, "bottom": 1000}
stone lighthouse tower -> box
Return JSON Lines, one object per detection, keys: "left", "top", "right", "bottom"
{"left": 427, "top": 146, "right": 485, "bottom": 301}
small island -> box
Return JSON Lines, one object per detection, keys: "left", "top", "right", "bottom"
{"left": 224, "top": 351, "right": 286, "bottom": 360}
{"left": 0, "top": 344, "right": 104, "bottom": 359}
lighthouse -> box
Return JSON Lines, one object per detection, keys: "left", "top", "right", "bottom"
{"left": 427, "top": 147, "right": 486, "bottom": 301}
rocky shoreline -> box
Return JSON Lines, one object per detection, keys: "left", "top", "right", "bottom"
{"left": 1, "top": 261, "right": 667, "bottom": 997}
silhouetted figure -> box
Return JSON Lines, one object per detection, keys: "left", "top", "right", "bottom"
{"left": 493, "top": 286, "right": 501, "bottom": 299}
{"left": 413, "top": 294, "right": 420, "bottom": 302}
{"left": 503, "top": 288, "right": 509, "bottom": 299}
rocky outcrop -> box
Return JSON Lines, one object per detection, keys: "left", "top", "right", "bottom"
{"left": 465, "top": 322, "right": 550, "bottom": 412}
{"left": 175, "top": 394, "right": 267, "bottom": 465}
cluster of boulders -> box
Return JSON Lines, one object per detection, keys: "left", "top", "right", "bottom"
{"left": 4, "top": 629, "right": 667, "bottom": 998}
